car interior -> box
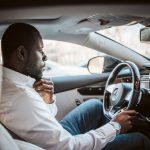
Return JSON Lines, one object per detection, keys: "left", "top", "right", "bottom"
{"left": 0, "top": 1, "right": 150, "bottom": 149}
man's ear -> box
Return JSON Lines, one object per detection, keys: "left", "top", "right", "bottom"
{"left": 16, "top": 45, "right": 27, "bottom": 61}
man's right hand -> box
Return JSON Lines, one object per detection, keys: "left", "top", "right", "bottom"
{"left": 111, "top": 110, "right": 138, "bottom": 134}
{"left": 33, "top": 79, "right": 54, "bottom": 104}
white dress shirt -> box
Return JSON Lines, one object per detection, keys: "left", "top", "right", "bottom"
{"left": 0, "top": 66, "right": 116, "bottom": 150}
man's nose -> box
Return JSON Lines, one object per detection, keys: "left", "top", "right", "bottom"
{"left": 43, "top": 53, "right": 48, "bottom": 61}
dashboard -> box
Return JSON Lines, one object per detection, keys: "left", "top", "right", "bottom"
{"left": 114, "top": 73, "right": 150, "bottom": 118}
{"left": 115, "top": 74, "right": 150, "bottom": 91}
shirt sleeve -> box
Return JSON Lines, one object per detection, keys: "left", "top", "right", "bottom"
{"left": 46, "top": 95, "right": 57, "bottom": 117}
{"left": 4, "top": 90, "right": 116, "bottom": 150}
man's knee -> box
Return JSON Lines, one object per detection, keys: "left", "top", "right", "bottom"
{"left": 134, "top": 132, "right": 150, "bottom": 146}
{"left": 82, "top": 99, "right": 104, "bottom": 119}
{"left": 84, "top": 99, "right": 103, "bottom": 110}
{"left": 135, "top": 132, "right": 148, "bottom": 139}
{"left": 104, "top": 132, "right": 150, "bottom": 150}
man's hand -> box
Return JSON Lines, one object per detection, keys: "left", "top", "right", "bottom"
{"left": 111, "top": 110, "right": 138, "bottom": 134}
{"left": 33, "top": 79, "right": 54, "bottom": 104}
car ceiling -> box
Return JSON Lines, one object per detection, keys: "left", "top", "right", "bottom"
{"left": 0, "top": 0, "right": 150, "bottom": 7}
{"left": 0, "top": 3, "right": 150, "bottom": 47}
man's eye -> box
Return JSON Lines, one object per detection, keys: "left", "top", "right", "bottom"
{"left": 39, "top": 50, "right": 43, "bottom": 54}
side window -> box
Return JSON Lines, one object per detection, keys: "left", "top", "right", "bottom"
{"left": 43, "top": 40, "right": 103, "bottom": 77}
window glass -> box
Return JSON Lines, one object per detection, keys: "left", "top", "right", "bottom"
{"left": 98, "top": 24, "right": 150, "bottom": 59}
{"left": 43, "top": 40, "right": 103, "bottom": 67}
{"left": 42, "top": 40, "right": 104, "bottom": 76}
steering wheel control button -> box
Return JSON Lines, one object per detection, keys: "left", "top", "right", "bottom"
{"left": 112, "top": 88, "right": 118, "bottom": 100}
{"left": 110, "top": 84, "right": 124, "bottom": 106}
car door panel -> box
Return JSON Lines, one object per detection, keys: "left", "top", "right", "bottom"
{"left": 56, "top": 88, "right": 104, "bottom": 120}
{"left": 53, "top": 73, "right": 109, "bottom": 120}
{"left": 53, "top": 73, "right": 110, "bottom": 93}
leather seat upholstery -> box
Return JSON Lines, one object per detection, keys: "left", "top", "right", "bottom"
{"left": 0, "top": 123, "right": 44, "bottom": 150}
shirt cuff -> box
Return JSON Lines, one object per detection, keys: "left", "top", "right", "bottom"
{"left": 46, "top": 98, "right": 57, "bottom": 117}
{"left": 95, "top": 123, "right": 116, "bottom": 142}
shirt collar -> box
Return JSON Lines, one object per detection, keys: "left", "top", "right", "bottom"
{"left": 2, "top": 66, "right": 36, "bottom": 87}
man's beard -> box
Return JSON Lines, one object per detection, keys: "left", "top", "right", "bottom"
{"left": 24, "top": 63, "right": 43, "bottom": 80}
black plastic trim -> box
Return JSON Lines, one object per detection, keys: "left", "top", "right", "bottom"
{"left": 77, "top": 86, "right": 105, "bottom": 95}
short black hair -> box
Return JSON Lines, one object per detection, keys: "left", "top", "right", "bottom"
{"left": 1, "top": 23, "right": 42, "bottom": 60}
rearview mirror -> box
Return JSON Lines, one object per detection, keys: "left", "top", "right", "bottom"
{"left": 140, "top": 27, "right": 150, "bottom": 43}
{"left": 88, "top": 55, "right": 121, "bottom": 74}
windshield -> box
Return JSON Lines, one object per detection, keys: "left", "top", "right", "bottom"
{"left": 98, "top": 24, "right": 150, "bottom": 59}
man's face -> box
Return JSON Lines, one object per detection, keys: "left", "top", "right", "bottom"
{"left": 24, "top": 36, "right": 47, "bottom": 80}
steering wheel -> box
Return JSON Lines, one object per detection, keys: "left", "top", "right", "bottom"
{"left": 103, "top": 61, "right": 141, "bottom": 120}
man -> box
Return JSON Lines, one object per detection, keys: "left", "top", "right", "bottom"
{"left": 0, "top": 23, "right": 149, "bottom": 150}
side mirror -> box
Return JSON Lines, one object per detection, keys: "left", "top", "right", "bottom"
{"left": 88, "top": 55, "right": 121, "bottom": 74}
{"left": 88, "top": 56, "right": 104, "bottom": 73}
{"left": 140, "top": 27, "right": 150, "bottom": 43}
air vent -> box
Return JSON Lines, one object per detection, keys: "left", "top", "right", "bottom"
{"left": 140, "top": 74, "right": 150, "bottom": 89}
{"left": 140, "top": 74, "right": 149, "bottom": 81}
